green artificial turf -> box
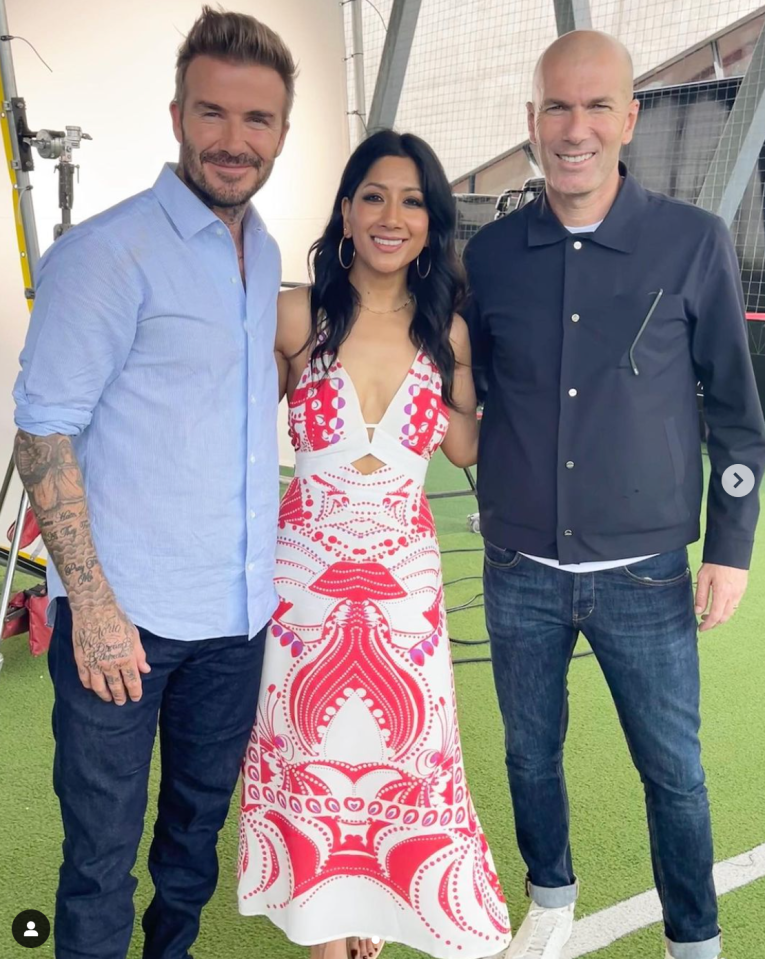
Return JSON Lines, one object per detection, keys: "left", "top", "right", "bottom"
{"left": 0, "top": 449, "right": 762, "bottom": 958}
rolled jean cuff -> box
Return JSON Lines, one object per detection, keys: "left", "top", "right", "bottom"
{"left": 665, "top": 932, "right": 722, "bottom": 959}
{"left": 526, "top": 876, "right": 578, "bottom": 908}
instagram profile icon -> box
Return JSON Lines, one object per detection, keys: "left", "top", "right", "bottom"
{"left": 12, "top": 910, "right": 50, "bottom": 948}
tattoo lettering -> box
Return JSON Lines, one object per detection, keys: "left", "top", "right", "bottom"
{"left": 14, "top": 431, "right": 111, "bottom": 609}
{"left": 72, "top": 607, "right": 135, "bottom": 671}
{"left": 14, "top": 430, "right": 142, "bottom": 688}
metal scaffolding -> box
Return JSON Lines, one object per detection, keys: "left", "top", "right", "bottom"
{"left": 697, "top": 18, "right": 765, "bottom": 226}
{"left": 553, "top": 0, "right": 593, "bottom": 35}
{"left": 366, "top": 0, "right": 422, "bottom": 132}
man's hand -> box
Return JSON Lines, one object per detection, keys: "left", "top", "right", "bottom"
{"left": 71, "top": 602, "right": 151, "bottom": 704}
{"left": 694, "top": 563, "right": 748, "bottom": 631}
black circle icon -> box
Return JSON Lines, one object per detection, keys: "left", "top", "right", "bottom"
{"left": 12, "top": 910, "right": 50, "bottom": 948}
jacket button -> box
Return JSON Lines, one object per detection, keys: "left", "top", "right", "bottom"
{"left": 564, "top": 529, "right": 573, "bottom": 536}
{"left": 573, "top": 240, "right": 582, "bottom": 250}
{"left": 568, "top": 388, "right": 578, "bottom": 397}
{"left": 571, "top": 313, "right": 580, "bottom": 322}
{"left": 566, "top": 461, "right": 575, "bottom": 469}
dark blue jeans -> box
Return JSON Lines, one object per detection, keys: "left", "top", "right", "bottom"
{"left": 48, "top": 600, "right": 267, "bottom": 959}
{"left": 483, "top": 546, "right": 721, "bottom": 959}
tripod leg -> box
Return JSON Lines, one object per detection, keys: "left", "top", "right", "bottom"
{"left": 0, "top": 455, "right": 14, "bottom": 514}
{"left": 1, "top": 488, "right": 30, "bottom": 671}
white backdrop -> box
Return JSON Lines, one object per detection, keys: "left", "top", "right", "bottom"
{"left": 0, "top": 0, "right": 348, "bottom": 542}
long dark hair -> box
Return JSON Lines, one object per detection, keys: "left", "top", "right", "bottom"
{"left": 307, "top": 130, "right": 465, "bottom": 407}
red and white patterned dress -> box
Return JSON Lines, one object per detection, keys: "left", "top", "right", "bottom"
{"left": 238, "top": 350, "right": 511, "bottom": 958}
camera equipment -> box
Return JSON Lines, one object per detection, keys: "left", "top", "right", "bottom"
{"left": 0, "top": 3, "right": 91, "bottom": 670}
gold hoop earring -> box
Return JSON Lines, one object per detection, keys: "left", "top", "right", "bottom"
{"left": 339, "top": 235, "right": 355, "bottom": 270}
{"left": 416, "top": 247, "right": 431, "bottom": 279}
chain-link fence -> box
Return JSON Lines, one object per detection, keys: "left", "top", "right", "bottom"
{"left": 342, "top": 0, "right": 765, "bottom": 397}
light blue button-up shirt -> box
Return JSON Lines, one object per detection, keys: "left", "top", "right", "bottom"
{"left": 14, "top": 163, "right": 280, "bottom": 640}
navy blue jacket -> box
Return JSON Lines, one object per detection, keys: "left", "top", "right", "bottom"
{"left": 464, "top": 168, "right": 765, "bottom": 569}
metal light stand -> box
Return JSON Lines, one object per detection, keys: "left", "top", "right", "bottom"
{"left": 0, "top": 2, "right": 90, "bottom": 671}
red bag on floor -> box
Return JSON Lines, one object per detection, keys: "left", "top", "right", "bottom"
{"left": 27, "top": 585, "right": 53, "bottom": 656}
{"left": 6, "top": 507, "right": 41, "bottom": 550}
{"left": 2, "top": 591, "right": 28, "bottom": 638}
{"left": 1, "top": 583, "right": 52, "bottom": 655}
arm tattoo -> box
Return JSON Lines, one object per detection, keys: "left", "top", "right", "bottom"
{"left": 72, "top": 610, "right": 134, "bottom": 670}
{"left": 14, "top": 431, "right": 115, "bottom": 614}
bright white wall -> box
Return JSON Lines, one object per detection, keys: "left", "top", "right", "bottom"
{"left": 0, "top": 0, "right": 348, "bottom": 540}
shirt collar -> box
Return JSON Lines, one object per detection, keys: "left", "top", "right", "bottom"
{"left": 152, "top": 162, "right": 265, "bottom": 241}
{"left": 527, "top": 162, "right": 648, "bottom": 253}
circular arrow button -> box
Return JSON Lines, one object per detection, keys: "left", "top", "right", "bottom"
{"left": 721, "top": 464, "right": 755, "bottom": 498}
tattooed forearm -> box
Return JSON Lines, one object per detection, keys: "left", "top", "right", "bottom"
{"left": 14, "top": 431, "right": 145, "bottom": 701}
{"left": 13, "top": 430, "right": 114, "bottom": 612}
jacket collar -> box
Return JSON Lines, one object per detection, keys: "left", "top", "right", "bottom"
{"left": 527, "top": 162, "right": 647, "bottom": 253}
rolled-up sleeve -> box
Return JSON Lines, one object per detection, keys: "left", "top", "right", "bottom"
{"left": 691, "top": 216, "right": 765, "bottom": 569}
{"left": 13, "top": 228, "right": 142, "bottom": 436}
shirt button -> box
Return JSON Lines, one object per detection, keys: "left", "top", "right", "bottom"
{"left": 568, "top": 388, "right": 578, "bottom": 397}
{"left": 250, "top": 395, "right": 256, "bottom": 403}
{"left": 216, "top": 228, "right": 223, "bottom": 236}
{"left": 247, "top": 562, "right": 255, "bottom": 571}
{"left": 249, "top": 510, "right": 256, "bottom": 519}
{"left": 231, "top": 276, "right": 237, "bottom": 284}
{"left": 566, "top": 461, "right": 575, "bottom": 469}
{"left": 250, "top": 454, "right": 256, "bottom": 463}
{"left": 573, "top": 240, "right": 582, "bottom": 250}
{"left": 571, "top": 313, "right": 580, "bottom": 322}
{"left": 564, "top": 529, "right": 573, "bottom": 536}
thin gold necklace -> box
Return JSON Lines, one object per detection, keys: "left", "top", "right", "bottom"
{"left": 359, "top": 294, "right": 413, "bottom": 315}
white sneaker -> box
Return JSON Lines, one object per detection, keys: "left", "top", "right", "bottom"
{"left": 664, "top": 954, "right": 723, "bottom": 959}
{"left": 504, "top": 901, "right": 574, "bottom": 958}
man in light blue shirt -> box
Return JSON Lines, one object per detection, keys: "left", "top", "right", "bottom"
{"left": 12, "top": 9, "right": 295, "bottom": 958}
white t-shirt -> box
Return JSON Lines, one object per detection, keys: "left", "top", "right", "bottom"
{"left": 520, "top": 221, "right": 657, "bottom": 573}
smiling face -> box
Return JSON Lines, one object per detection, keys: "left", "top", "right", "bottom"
{"left": 340, "top": 155, "right": 430, "bottom": 277}
{"left": 527, "top": 32, "right": 639, "bottom": 211}
{"left": 170, "top": 54, "right": 289, "bottom": 209}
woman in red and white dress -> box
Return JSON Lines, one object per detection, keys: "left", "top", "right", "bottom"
{"left": 238, "top": 130, "right": 511, "bottom": 959}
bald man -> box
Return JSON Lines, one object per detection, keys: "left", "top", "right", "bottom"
{"left": 464, "top": 30, "right": 764, "bottom": 959}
